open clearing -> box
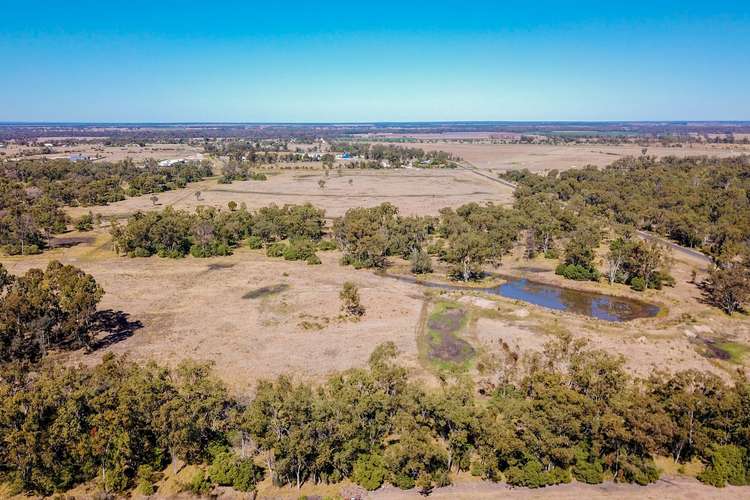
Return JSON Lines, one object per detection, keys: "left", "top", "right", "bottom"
{"left": 2, "top": 223, "right": 748, "bottom": 394}
{"left": 68, "top": 167, "right": 515, "bottom": 220}
{"left": 399, "top": 142, "right": 750, "bottom": 172}
{"left": 1, "top": 141, "right": 202, "bottom": 163}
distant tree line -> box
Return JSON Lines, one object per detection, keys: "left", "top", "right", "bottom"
{"left": 5, "top": 157, "right": 212, "bottom": 205}
{"left": 0, "top": 158, "right": 213, "bottom": 254}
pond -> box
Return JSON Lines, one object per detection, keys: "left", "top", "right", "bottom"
{"left": 388, "top": 274, "right": 660, "bottom": 322}
{"left": 493, "top": 277, "right": 660, "bottom": 322}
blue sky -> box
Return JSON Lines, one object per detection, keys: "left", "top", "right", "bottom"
{"left": 1, "top": 1, "right": 749, "bottom": 122}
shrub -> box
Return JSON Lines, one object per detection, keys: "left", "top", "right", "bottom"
{"left": 426, "top": 241, "right": 443, "bottom": 256}
{"left": 266, "top": 242, "right": 287, "bottom": 258}
{"left": 5, "top": 243, "right": 42, "bottom": 255}
{"left": 136, "top": 465, "right": 157, "bottom": 495}
{"left": 352, "top": 453, "right": 387, "bottom": 491}
{"left": 555, "top": 263, "right": 599, "bottom": 281}
{"left": 283, "top": 239, "right": 317, "bottom": 261}
{"left": 572, "top": 448, "right": 604, "bottom": 484}
{"left": 620, "top": 456, "right": 659, "bottom": 485}
{"left": 208, "top": 451, "right": 264, "bottom": 492}
{"left": 247, "top": 235, "right": 263, "bottom": 249}
{"left": 505, "top": 461, "right": 570, "bottom": 488}
{"left": 183, "top": 470, "right": 212, "bottom": 496}
{"left": 306, "top": 254, "right": 321, "bottom": 265}
{"left": 698, "top": 445, "right": 748, "bottom": 487}
{"left": 75, "top": 212, "right": 94, "bottom": 231}
{"left": 431, "top": 469, "right": 452, "bottom": 487}
{"left": 340, "top": 282, "right": 365, "bottom": 317}
{"left": 132, "top": 247, "right": 152, "bottom": 258}
{"left": 136, "top": 464, "right": 161, "bottom": 496}
{"left": 190, "top": 242, "right": 232, "bottom": 258}
{"left": 410, "top": 248, "right": 433, "bottom": 274}
{"left": 416, "top": 471, "right": 433, "bottom": 496}
{"left": 648, "top": 270, "right": 675, "bottom": 289}
{"left": 317, "top": 239, "right": 338, "bottom": 251}
{"left": 630, "top": 276, "right": 646, "bottom": 291}
{"left": 231, "top": 459, "right": 264, "bottom": 492}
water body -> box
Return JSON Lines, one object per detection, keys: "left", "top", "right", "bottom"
{"left": 494, "top": 278, "right": 660, "bottom": 322}
{"left": 387, "top": 274, "right": 660, "bottom": 322}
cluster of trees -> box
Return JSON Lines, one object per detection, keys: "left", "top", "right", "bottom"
{"left": 605, "top": 231, "right": 674, "bottom": 290}
{"left": 502, "top": 156, "right": 750, "bottom": 263}
{"left": 125, "top": 159, "right": 213, "bottom": 196}
{"left": 111, "top": 203, "right": 326, "bottom": 259}
{"left": 329, "top": 142, "right": 461, "bottom": 168}
{"left": 5, "top": 339, "right": 750, "bottom": 496}
{"left": 4, "top": 157, "right": 213, "bottom": 206}
{"left": 503, "top": 156, "right": 750, "bottom": 310}
{"left": 219, "top": 161, "right": 268, "bottom": 183}
{"left": 333, "top": 202, "right": 520, "bottom": 280}
{"left": 0, "top": 158, "right": 213, "bottom": 254}
{"left": 0, "top": 261, "right": 103, "bottom": 363}
{"left": 0, "top": 178, "right": 68, "bottom": 254}
{"left": 555, "top": 228, "right": 604, "bottom": 281}
{"left": 703, "top": 255, "right": 750, "bottom": 314}
{"left": 0, "top": 355, "right": 255, "bottom": 496}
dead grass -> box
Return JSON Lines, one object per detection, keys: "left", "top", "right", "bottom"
{"left": 398, "top": 141, "right": 750, "bottom": 172}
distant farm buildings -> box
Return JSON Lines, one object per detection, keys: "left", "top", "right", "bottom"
{"left": 69, "top": 153, "right": 90, "bottom": 162}
{"left": 158, "top": 159, "right": 186, "bottom": 167}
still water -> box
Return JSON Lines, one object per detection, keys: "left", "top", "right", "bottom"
{"left": 390, "top": 274, "right": 660, "bottom": 322}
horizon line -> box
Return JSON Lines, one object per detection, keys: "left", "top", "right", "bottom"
{"left": 2, "top": 120, "right": 750, "bottom": 127}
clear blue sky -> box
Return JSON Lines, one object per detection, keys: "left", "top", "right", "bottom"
{"left": 2, "top": 1, "right": 748, "bottom": 122}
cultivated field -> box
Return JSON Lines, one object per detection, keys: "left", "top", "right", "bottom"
{"left": 1, "top": 141, "right": 202, "bottom": 163}
{"left": 68, "top": 167, "right": 516, "bottom": 220}
{"left": 398, "top": 141, "right": 750, "bottom": 172}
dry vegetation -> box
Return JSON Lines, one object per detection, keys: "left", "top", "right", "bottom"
{"left": 401, "top": 141, "right": 750, "bottom": 172}
{"left": 2, "top": 138, "right": 750, "bottom": 499}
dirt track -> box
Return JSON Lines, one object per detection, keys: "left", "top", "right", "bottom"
{"left": 371, "top": 475, "right": 750, "bottom": 499}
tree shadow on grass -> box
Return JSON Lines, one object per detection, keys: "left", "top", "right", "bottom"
{"left": 89, "top": 309, "right": 144, "bottom": 351}
{"left": 243, "top": 283, "right": 289, "bottom": 299}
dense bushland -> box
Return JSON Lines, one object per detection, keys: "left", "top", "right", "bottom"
{"left": 3, "top": 338, "right": 750, "bottom": 495}
{"left": 501, "top": 155, "right": 750, "bottom": 262}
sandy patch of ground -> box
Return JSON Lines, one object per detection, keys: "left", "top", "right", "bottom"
{"left": 370, "top": 474, "right": 749, "bottom": 499}
{"left": 2, "top": 244, "right": 427, "bottom": 393}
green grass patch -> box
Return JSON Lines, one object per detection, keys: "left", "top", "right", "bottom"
{"left": 418, "top": 300, "right": 476, "bottom": 374}
{"left": 714, "top": 342, "right": 750, "bottom": 364}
